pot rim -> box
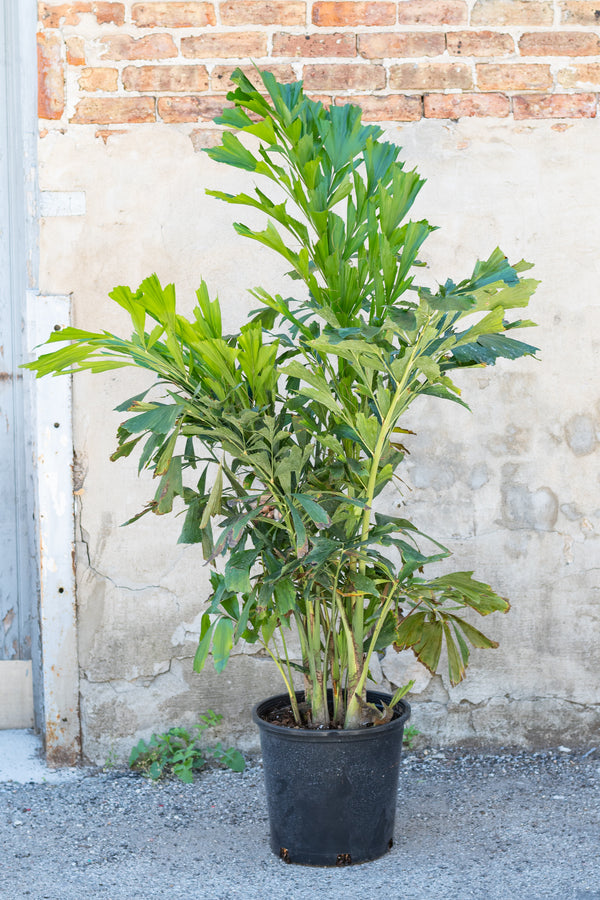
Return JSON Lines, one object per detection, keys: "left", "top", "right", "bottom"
{"left": 252, "top": 689, "right": 411, "bottom": 742}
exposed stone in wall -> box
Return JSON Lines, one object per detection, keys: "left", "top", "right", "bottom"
{"left": 565, "top": 413, "right": 598, "bottom": 456}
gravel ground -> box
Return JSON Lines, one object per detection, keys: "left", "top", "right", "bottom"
{"left": 1, "top": 748, "right": 599, "bottom": 900}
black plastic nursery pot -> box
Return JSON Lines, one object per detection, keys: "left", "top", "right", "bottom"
{"left": 252, "top": 690, "right": 411, "bottom": 867}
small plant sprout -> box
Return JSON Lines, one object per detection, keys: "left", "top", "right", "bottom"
{"left": 128, "top": 711, "right": 245, "bottom": 783}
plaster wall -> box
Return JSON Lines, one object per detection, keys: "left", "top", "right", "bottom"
{"left": 38, "top": 117, "right": 599, "bottom": 763}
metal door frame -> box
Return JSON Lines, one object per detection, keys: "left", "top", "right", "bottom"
{"left": 0, "top": 0, "right": 42, "bottom": 723}
{"left": 2, "top": 0, "right": 81, "bottom": 764}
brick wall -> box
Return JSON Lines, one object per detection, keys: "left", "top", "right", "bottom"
{"left": 38, "top": 0, "right": 600, "bottom": 139}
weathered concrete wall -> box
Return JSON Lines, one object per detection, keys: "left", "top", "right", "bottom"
{"left": 34, "top": 0, "right": 600, "bottom": 764}
{"left": 37, "top": 115, "right": 600, "bottom": 762}
{"left": 385, "top": 118, "right": 600, "bottom": 748}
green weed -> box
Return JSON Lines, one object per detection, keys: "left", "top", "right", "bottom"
{"left": 128, "top": 710, "right": 245, "bottom": 783}
{"left": 403, "top": 725, "right": 421, "bottom": 749}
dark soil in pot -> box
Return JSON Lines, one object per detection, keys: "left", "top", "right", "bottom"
{"left": 253, "top": 690, "right": 411, "bottom": 867}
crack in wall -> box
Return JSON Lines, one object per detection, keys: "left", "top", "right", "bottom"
{"left": 419, "top": 694, "right": 600, "bottom": 710}
{"left": 77, "top": 529, "right": 180, "bottom": 603}
{"left": 81, "top": 656, "right": 175, "bottom": 689}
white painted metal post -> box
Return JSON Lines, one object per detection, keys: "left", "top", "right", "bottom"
{"left": 29, "top": 295, "right": 80, "bottom": 766}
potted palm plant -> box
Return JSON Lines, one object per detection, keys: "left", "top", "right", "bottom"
{"left": 27, "top": 70, "right": 538, "bottom": 866}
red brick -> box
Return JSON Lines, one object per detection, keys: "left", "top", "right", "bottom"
{"left": 337, "top": 93, "right": 422, "bottom": 121}
{"left": 100, "top": 34, "right": 178, "bottom": 60}
{"left": 95, "top": 2, "right": 125, "bottom": 23}
{"left": 159, "top": 96, "right": 233, "bottom": 122}
{"left": 123, "top": 65, "right": 209, "bottom": 92}
{"left": 471, "top": 1, "right": 553, "bottom": 25}
{"left": 95, "top": 128, "right": 128, "bottom": 143}
{"left": 78, "top": 67, "right": 119, "bottom": 91}
{"left": 305, "top": 93, "right": 334, "bottom": 107}
{"left": 71, "top": 96, "right": 156, "bottom": 123}
{"left": 389, "top": 62, "right": 472, "bottom": 90}
{"left": 519, "top": 32, "right": 600, "bottom": 56}
{"left": 39, "top": 2, "right": 125, "bottom": 26}
{"left": 66, "top": 37, "right": 86, "bottom": 66}
{"left": 312, "top": 2, "right": 395, "bottom": 26}
{"left": 476, "top": 64, "right": 552, "bottom": 91}
{"left": 273, "top": 32, "right": 356, "bottom": 58}
{"left": 397, "top": 1, "right": 467, "bottom": 25}
{"left": 513, "top": 93, "right": 596, "bottom": 118}
{"left": 38, "top": 32, "right": 64, "bottom": 121}
{"left": 303, "top": 64, "right": 386, "bottom": 91}
{"left": 560, "top": 1, "right": 600, "bottom": 24}
{"left": 424, "top": 92, "right": 510, "bottom": 118}
{"left": 182, "top": 33, "right": 267, "bottom": 58}
{"left": 39, "top": 2, "right": 90, "bottom": 26}
{"left": 359, "top": 33, "right": 444, "bottom": 59}
{"left": 557, "top": 63, "right": 600, "bottom": 88}
{"left": 446, "top": 31, "right": 514, "bottom": 57}
{"left": 220, "top": 2, "right": 306, "bottom": 25}
{"left": 211, "top": 64, "right": 295, "bottom": 92}
{"left": 131, "top": 2, "right": 216, "bottom": 27}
